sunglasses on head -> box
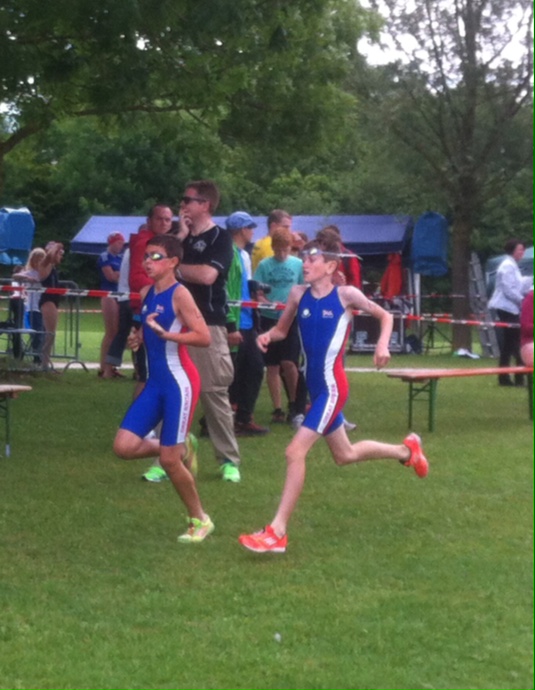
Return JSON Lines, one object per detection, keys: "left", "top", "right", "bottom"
{"left": 144, "top": 251, "right": 169, "bottom": 262}
{"left": 301, "top": 247, "right": 324, "bottom": 258}
{"left": 180, "top": 195, "right": 207, "bottom": 205}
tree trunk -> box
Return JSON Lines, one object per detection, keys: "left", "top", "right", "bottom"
{"left": 451, "top": 214, "right": 473, "bottom": 350}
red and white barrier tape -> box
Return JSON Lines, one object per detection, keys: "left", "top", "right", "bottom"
{"left": 0, "top": 285, "right": 520, "bottom": 328}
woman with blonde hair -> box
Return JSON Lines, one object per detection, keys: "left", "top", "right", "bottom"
{"left": 13, "top": 247, "right": 47, "bottom": 363}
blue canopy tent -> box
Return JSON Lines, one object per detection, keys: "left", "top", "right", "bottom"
{"left": 70, "top": 214, "right": 413, "bottom": 257}
{"left": 0, "top": 207, "right": 35, "bottom": 266}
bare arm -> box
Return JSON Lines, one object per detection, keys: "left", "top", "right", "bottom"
{"left": 177, "top": 263, "right": 218, "bottom": 286}
{"left": 145, "top": 285, "right": 211, "bottom": 348}
{"left": 339, "top": 286, "right": 393, "bottom": 369}
{"left": 12, "top": 270, "right": 40, "bottom": 283}
{"left": 38, "top": 243, "right": 63, "bottom": 280}
{"left": 257, "top": 285, "right": 306, "bottom": 352}
{"left": 101, "top": 265, "right": 120, "bottom": 284}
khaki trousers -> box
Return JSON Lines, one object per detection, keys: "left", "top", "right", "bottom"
{"left": 188, "top": 325, "right": 241, "bottom": 465}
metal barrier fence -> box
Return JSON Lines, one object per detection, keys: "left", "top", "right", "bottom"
{"left": 0, "top": 279, "right": 83, "bottom": 365}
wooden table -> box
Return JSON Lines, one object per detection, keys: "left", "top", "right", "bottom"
{"left": 386, "top": 366, "right": 533, "bottom": 431}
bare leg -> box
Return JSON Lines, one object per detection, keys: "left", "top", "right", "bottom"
{"left": 40, "top": 302, "right": 58, "bottom": 368}
{"left": 266, "top": 364, "right": 282, "bottom": 410}
{"left": 324, "top": 425, "right": 410, "bottom": 466}
{"left": 270, "top": 425, "right": 411, "bottom": 537}
{"left": 280, "top": 360, "right": 299, "bottom": 404}
{"left": 271, "top": 427, "right": 320, "bottom": 537}
{"left": 160, "top": 445, "right": 206, "bottom": 521}
{"left": 113, "top": 429, "right": 159, "bottom": 459}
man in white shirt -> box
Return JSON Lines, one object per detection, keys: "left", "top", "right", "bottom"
{"left": 488, "top": 238, "right": 533, "bottom": 386}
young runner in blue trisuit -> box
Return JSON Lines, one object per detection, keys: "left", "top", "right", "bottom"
{"left": 114, "top": 234, "right": 214, "bottom": 543}
{"left": 239, "top": 237, "right": 428, "bottom": 554}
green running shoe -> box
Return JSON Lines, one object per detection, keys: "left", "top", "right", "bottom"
{"left": 221, "top": 461, "right": 241, "bottom": 483}
{"left": 141, "top": 465, "right": 168, "bottom": 483}
{"left": 178, "top": 515, "right": 215, "bottom": 543}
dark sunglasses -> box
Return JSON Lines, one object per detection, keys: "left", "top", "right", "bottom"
{"left": 180, "top": 195, "right": 207, "bottom": 205}
{"left": 143, "top": 251, "right": 169, "bottom": 261}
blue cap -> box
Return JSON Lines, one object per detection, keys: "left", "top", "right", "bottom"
{"left": 225, "top": 211, "right": 257, "bottom": 231}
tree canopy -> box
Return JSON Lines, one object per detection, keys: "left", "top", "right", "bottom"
{"left": 360, "top": 0, "right": 533, "bottom": 346}
{"left": 1, "top": 0, "right": 532, "bottom": 326}
{"left": 0, "top": 0, "right": 374, "bottom": 192}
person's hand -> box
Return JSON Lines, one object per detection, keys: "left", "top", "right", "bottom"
{"left": 53, "top": 242, "right": 65, "bottom": 263}
{"left": 373, "top": 344, "right": 391, "bottom": 369}
{"left": 257, "top": 331, "right": 271, "bottom": 352}
{"left": 176, "top": 215, "right": 191, "bottom": 240}
{"left": 127, "top": 327, "right": 142, "bottom": 351}
{"left": 146, "top": 312, "right": 166, "bottom": 337}
{"left": 227, "top": 331, "right": 243, "bottom": 347}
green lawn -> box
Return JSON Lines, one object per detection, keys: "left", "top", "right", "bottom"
{"left": 0, "top": 350, "right": 532, "bottom": 689}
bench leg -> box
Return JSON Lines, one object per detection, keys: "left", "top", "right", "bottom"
{"left": 408, "top": 382, "right": 414, "bottom": 428}
{"left": 406, "top": 379, "right": 438, "bottom": 432}
{"left": 429, "top": 379, "right": 438, "bottom": 432}
{"left": 0, "top": 396, "right": 10, "bottom": 458}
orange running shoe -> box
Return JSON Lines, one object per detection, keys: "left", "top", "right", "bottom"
{"left": 238, "top": 525, "right": 288, "bottom": 553}
{"left": 402, "top": 433, "right": 429, "bottom": 478}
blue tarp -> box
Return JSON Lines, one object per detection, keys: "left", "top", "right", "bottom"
{"left": 0, "top": 207, "right": 36, "bottom": 265}
{"left": 70, "top": 214, "right": 413, "bottom": 257}
{"left": 410, "top": 211, "right": 449, "bottom": 276}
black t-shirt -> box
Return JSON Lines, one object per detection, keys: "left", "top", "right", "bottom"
{"left": 181, "top": 225, "right": 233, "bottom": 326}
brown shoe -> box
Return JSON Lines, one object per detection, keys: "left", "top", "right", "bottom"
{"left": 235, "top": 420, "right": 270, "bottom": 436}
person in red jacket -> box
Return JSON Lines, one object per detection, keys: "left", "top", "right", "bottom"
{"left": 129, "top": 205, "right": 174, "bottom": 317}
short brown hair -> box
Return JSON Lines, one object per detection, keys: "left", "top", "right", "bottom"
{"left": 316, "top": 226, "right": 341, "bottom": 245}
{"left": 184, "top": 180, "right": 220, "bottom": 213}
{"left": 146, "top": 234, "right": 184, "bottom": 262}
{"left": 267, "top": 209, "right": 292, "bottom": 228}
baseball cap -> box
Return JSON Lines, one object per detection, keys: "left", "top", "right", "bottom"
{"left": 108, "top": 232, "right": 125, "bottom": 244}
{"left": 225, "top": 212, "right": 257, "bottom": 231}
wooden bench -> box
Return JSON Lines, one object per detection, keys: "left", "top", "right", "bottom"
{"left": 386, "top": 366, "right": 533, "bottom": 431}
{"left": 0, "top": 385, "right": 32, "bottom": 457}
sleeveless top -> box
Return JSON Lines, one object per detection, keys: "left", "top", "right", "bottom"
{"left": 297, "top": 286, "right": 351, "bottom": 400}
{"left": 141, "top": 283, "right": 197, "bottom": 384}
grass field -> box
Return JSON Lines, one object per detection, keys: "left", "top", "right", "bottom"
{"left": 0, "top": 304, "right": 533, "bottom": 689}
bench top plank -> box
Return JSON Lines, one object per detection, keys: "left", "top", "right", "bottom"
{"left": 386, "top": 366, "right": 533, "bottom": 382}
{"left": 0, "top": 385, "right": 33, "bottom": 396}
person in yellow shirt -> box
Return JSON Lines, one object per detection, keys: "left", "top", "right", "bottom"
{"left": 251, "top": 209, "right": 292, "bottom": 272}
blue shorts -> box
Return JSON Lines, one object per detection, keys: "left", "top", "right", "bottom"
{"left": 120, "top": 378, "right": 195, "bottom": 446}
{"left": 302, "top": 392, "right": 345, "bottom": 436}
{"left": 301, "top": 375, "right": 349, "bottom": 436}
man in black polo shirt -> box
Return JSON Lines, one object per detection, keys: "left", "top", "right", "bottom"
{"left": 176, "top": 180, "right": 241, "bottom": 483}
